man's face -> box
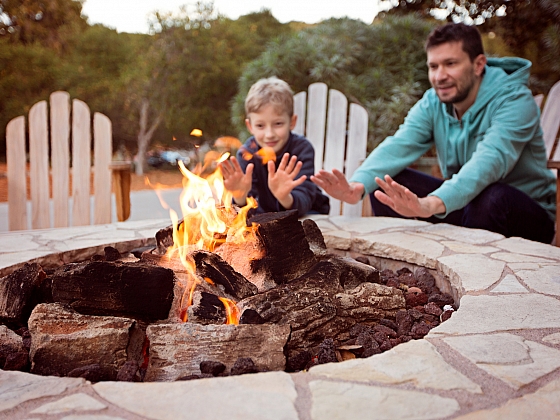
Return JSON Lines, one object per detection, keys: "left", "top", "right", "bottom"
{"left": 245, "top": 104, "right": 297, "bottom": 154}
{"left": 427, "top": 41, "right": 486, "bottom": 106}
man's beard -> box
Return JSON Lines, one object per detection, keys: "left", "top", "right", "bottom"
{"left": 438, "top": 84, "right": 471, "bottom": 104}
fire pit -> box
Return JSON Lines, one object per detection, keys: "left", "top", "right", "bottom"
{"left": 1, "top": 217, "right": 560, "bottom": 419}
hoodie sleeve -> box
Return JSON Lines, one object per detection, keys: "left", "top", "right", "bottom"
{"left": 350, "top": 93, "right": 435, "bottom": 194}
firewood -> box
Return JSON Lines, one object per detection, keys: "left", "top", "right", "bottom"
{"left": 144, "top": 322, "right": 290, "bottom": 381}
{"left": 0, "top": 263, "right": 46, "bottom": 327}
{"left": 191, "top": 250, "right": 258, "bottom": 299}
{"left": 28, "top": 303, "right": 142, "bottom": 381}
{"left": 249, "top": 210, "right": 317, "bottom": 285}
{"left": 50, "top": 260, "right": 175, "bottom": 322}
{"left": 187, "top": 291, "right": 227, "bottom": 324}
{"left": 238, "top": 260, "right": 406, "bottom": 356}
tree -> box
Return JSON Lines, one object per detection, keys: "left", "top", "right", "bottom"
{"left": 0, "top": 0, "right": 87, "bottom": 50}
{"left": 128, "top": 2, "right": 293, "bottom": 174}
{"left": 232, "top": 15, "right": 437, "bottom": 151}
{"left": 385, "top": 0, "right": 560, "bottom": 91}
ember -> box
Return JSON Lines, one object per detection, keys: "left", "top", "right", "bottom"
{"left": 0, "top": 154, "right": 456, "bottom": 382}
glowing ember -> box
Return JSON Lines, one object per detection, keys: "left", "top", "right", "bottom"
{"left": 241, "top": 146, "right": 276, "bottom": 164}
{"left": 162, "top": 153, "right": 258, "bottom": 324}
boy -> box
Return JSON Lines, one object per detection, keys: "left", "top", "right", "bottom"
{"left": 219, "top": 77, "right": 330, "bottom": 217}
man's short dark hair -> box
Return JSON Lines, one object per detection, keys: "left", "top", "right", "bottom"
{"left": 425, "top": 22, "right": 484, "bottom": 61}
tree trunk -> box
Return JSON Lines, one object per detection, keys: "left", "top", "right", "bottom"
{"left": 136, "top": 98, "right": 162, "bottom": 176}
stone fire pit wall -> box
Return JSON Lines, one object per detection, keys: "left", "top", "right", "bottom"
{"left": 1, "top": 215, "right": 560, "bottom": 419}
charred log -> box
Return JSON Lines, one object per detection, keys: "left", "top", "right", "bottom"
{"left": 191, "top": 250, "right": 258, "bottom": 300}
{"left": 50, "top": 260, "right": 174, "bottom": 322}
{"left": 329, "top": 256, "right": 381, "bottom": 289}
{"left": 239, "top": 261, "right": 406, "bottom": 356}
{"left": 0, "top": 263, "right": 47, "bottom": 327}
{"left": 187, "top": 291, "right": 227, "bottom": 324}
{"left": 248, "top": 210, "right": 317, "bottom": 285}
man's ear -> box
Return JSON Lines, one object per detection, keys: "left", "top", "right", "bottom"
{"left": 474, "top": 54, "right": 487, "bottom": 77}
{"left": 290, "top": 114, "right": 297, "bottom": 130}
{"left": 245, "top": 118, "right": 254, "bottom": 134}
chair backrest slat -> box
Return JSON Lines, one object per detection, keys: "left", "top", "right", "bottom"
{"left": 343, "top": 103, "right": 369, "bottom": 217}
{"left": 542, "top": 81, "right": 560, "bottom": 161}
{"left": 293, "top": 91, "right": 306, "bottom": 136}
{"left": 50, "top": 91, "right": 71, "bottom": 228}
{"left": 29, "top": 101, "right": 50, "bottom": 229}
{"left": 71, "top": 99, "right": 92, "bottom": 226}
{"left": 305, "top": 83, "right": 328, "bottom": 172}
{"left": 6, "top": 116, "right": 27, "bottom": 230}
{"left": 93, "top": 112, "right": 112, "bottom": 224}
{"left": 295, "top": 83, "right": 369, "bottom": 216}
{"left": 324, "top": 89, "right": 348, "bottom": 216}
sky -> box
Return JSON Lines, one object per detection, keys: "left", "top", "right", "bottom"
{"left": 80, "top": 0, "right": 391, "bottom": 34}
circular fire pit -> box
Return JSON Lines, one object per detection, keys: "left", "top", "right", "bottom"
{"left": 1, "top": 216, "right": 560, "bottom": 419}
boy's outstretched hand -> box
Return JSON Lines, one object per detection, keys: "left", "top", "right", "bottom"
{"left": 268, "top": 153, "right": 307, "bottom": 210}
{"left": 218, "top": 156, "right": 253, "bottom": 205}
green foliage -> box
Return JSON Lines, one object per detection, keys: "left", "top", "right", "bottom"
{"left": 232, "top": 15, "right": 437, "bottom": 151}
{"left": 0, "top": 0, "right": 87, "bottom": 50}
{"left": 146, "top": 5, "right": 293, "bottom": 146}
{"left": 385, "top": 0, "right": 560, "bottom": 92}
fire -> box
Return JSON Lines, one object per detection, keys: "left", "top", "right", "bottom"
{"left": 219, "top": 297, "right": 241, "bottom": 325}
{"left": 163, "top": 152, "right": 258, "bottom": 325}
{"left": 241, "top": 146, "right": 276, "bottom": 164}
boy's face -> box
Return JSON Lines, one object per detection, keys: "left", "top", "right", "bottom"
{"left": 245, "top": 104, "right": 297, "bottom": 154}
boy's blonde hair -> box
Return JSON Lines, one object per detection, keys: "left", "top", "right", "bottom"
{"left": 245, "top": 77, "right": 294, "bottom": 117}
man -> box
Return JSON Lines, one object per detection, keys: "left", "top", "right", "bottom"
{"left": 311, "top": 22, "right": 556, "bottom": 244}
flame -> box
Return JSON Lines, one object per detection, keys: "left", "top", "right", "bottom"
{"left": 219, "top": 297, "right": 240, "bottom": 325}
{"left": 163, "top": 152, "right": 258, "bottom": 324}
{"left": 241, "top": 146, "right": 276, "bottom": 164}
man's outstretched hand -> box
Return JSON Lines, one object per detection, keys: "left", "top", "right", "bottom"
{"left": 311, "top": 169, "right": 364, "bottom": 204}
{"left": 374, "top": 174, "right": 445, "bottom": 218}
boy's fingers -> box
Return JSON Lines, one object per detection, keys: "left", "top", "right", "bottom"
{"left": 267, "top": 160, "right": 276, "bottom": 175}
{"left": 293, "top": 175, "right": 307, "bottom": 187}
{"left": 285, "top": 155, "right": 298, "bottom": 172}
{"left": 245, "top": 163, "right": 254, "bottom": 176}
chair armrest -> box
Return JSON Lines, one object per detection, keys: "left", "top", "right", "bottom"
{"left": 109, "top": 161, "right": 132, "bottom": 222}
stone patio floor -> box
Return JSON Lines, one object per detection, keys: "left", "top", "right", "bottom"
{"left": 1, "top": 216, "right": 560, "bottom": 420}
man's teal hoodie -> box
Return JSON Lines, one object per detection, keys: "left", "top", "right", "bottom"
{"left": 350, "top": 57, "right": 556, "bottom": 221}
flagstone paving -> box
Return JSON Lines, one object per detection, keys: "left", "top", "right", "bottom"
{"left": 1, "top": 215, "right": 559, "bottom": 419}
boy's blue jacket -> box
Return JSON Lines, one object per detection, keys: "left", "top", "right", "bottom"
{"left": 237, "top": 132, "right": 330, "bottom": 217}
{"left": 350, "top": 57, "right": 556, "bottom": 221}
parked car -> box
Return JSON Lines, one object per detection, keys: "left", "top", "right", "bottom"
{"left": 160, "top": 150, "right": 191, "bottom": 166}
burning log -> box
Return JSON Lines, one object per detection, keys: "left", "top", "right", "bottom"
{"left": 50, "top": 260, "right": 175, "bottom": 322}
{"left": 0, "top": 263, "right": 47, "bottom": 327}
{"left": 191, "top": 250, "right": 258, "bottom": 300}
{"left": 143, "top": 322, "right": 290, "bottom": 381}
{"left": 28, "top": 303, "right": 144, "bottom": 381}
{"left": 216, "top": 210, "right": 317, "bottom": 291}
{"left": 187, "top": 291, "right": 228, "bottom": 324}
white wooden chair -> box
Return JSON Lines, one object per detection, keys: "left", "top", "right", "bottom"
{"left": 6, "top": 91, "right": 128, "bottom": 231}
{"left": 540, "top": 80, "right": 560, "bottom": 246}
{"left": 293, "top": 82, "right": 369, "bottom": 217}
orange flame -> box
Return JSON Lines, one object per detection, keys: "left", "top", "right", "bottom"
{"left": 219, "top": 297, "right": 240, "bottom": 325}
{"left": 241, "top": 146, "right": 276, "bottom": 164}
{"left": 163, "top": 152, "right": 258, "bottom": 324}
